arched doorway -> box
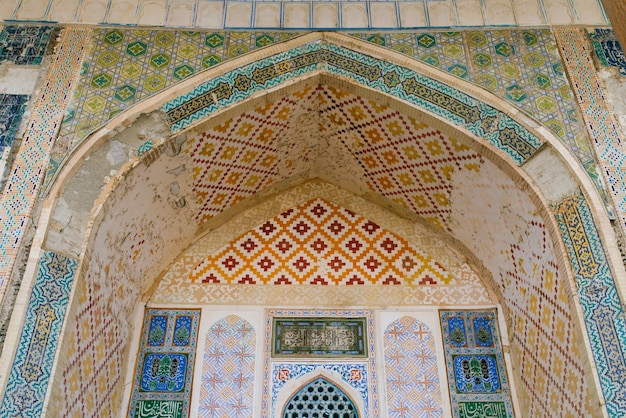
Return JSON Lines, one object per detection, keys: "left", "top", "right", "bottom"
{"left": 27, "top": 33, "right": 613, "bottom": 417}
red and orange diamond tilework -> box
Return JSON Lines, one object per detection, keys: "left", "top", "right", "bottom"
{"left": 190, "top": 198, "right": 452, "bottom": 286}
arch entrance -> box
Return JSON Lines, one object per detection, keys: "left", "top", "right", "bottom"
{"left": 32, "top": 33, "right": 611, "bottom": 417}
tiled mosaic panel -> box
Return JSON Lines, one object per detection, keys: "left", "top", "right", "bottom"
{"left": 554, "top": 193, "right": 626, "bottom": 416}
{"left": 52, "top": 29, "right": 299, "bottom": 180}
{"left": 199, "top": 315, "right": 255, "bottom": 418}
{"left": 0, "top": 251, "right": 76, "bottom": 418}
{"left": 271, "top": 363, "right": 369, "bottom": 416}
{"left": 555, "top": 28, "right": 626, "bottom": 252}
{"left": 0, "top": 28, "right": 88, "bottom": 323}
{"left": 154, "top": 181, "right": 492, "bottom": 307}
{"left": 165, "top": 42, "right": 543, "bottom": 166}
{"left": 190, "top": 198, "right": 452, "bottom": 285}
{"left": 184, "top": 82, "right": 492, "bottom": 229}
{"left": 591, "top": 29, "right": 626, "bottom": 76}
{"left": 273, "top": 317, "right": 367, "bottom": 357}
{"left": 0, "top": 26, "right": 52, "bottom": 65}
{"left": 264, "top": 309, "right": 378, "bottom": 417}
{"left": 129, "top": 308, "right": 201, "bottom": 418}
{"left": 0, "top": 94, "right": 28, "bottom": 151}
{"left": 352, "top": 30, "right": 604, "bottom": 198}
{"left": 384, "top": 316, "right": 443, "bottom": 417}
{"left": 440, "top": 310, "right": 513, "bottom": 417}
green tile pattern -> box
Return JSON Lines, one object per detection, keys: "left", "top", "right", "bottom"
{"left": 352, "top": 30, "right": 604, "bottom": 199}
{"left": 50, "top": 30, "right": 300, "bottom": 185}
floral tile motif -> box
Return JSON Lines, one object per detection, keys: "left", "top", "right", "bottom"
{"left": 0, "top": 251, "right": 77, "bottom": 418}
{"left": 384, "top": 316, "right": 443, "bottom": 417}
{"left": 590, "top": 29, "right": 626, "bottom": 76}
{"left": 129, "top": 308, "right": 201, "bottom": 418}
{"left": 0, "top": 94, "right": 28, "bottom": 152}
{"left": 440, "top": 310, "right": 514, "bottom": 418}
{"left": 199, "top": 315, "right": 256, "bottom": 418}
{"left": 554, "top": 192, "right": 626, "bottom": 416}
{"left": 264, "top": 309, "right": 378, "bottom": 417}
{"left": 0, "top": 26, "right": 53, "bottom": 65}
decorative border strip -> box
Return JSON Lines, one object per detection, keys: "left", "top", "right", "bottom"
{"left": 0, "top": 251, "right": 77, "bottom": 417}
{"left": 162, "top": 41, "right": 543, "bottom": 165}
{"left": 554, "top": 192, "right": 626, "bottom": 415}
{"left": 263, "top": 309, "right": 378, "bottom": 417}
{"left": 0, "top": 28, "right": 89, "bottom": 304}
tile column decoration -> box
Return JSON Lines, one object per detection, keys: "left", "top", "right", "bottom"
{"left": 129, "top": 308, "right": 201, "bottom": 418}
{"left": 0, "top": 251, "right": 77, "bottom": 417}
{"left": 554, "top": 28, "right": 626, "bottom": 234}
{"left": 440, "top": 309, "right": 514, "bottom": 418}
{"left": 0, "top": 28, "right": 89, "bottom": 305}
{"left": 554, "top": 191, "right": 626, "bottom": 416}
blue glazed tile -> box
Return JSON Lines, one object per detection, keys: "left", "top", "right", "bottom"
{"left": 0, "top": 94, "right": 28, "bottom": 152}
{"left": 0, "top": 26, "right": 53, "bottom": 65}
{"left": 0, "top": 251, "right": 77, "bottom": 418}
{"left": 591, "top": 29, "right": 626, "bottom": 76}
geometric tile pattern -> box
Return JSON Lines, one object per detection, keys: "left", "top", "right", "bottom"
{"left": 164, "top": 42, "right": 544, "bottom": 167}
{"left": 186, "top": 81, "right": 487, "bottom": 229}
{"left": 199, "top": 315, "right": 255, "bottom": 418}
{"left": 352, "top": 30, "right": 603, "bottom": 199}
{"left": 0, "top": 26, "right": 52, "bottom": 65}
{"left": 190, "top": 198, "right": 452, "bottom": 285}
{"left": 556, "top": 28, "right": 626, "bottom": 235}
{"left": 129, "top": 308, "right": 201, "bottom": 418}
{"left": 554, "top": 192, "right": 626, "bottom": 417}
{"left": 264, "top": 309, "right": 378, "bottom": 417}
{"left": 50, "top": 30, "right": 298, "bottom": 183}
{"left": 384, "top": 316, "right": 443, "bottom": 417}
{"left": 590, "top": 29, "right": 626, "bottom": 76}
{"left": 0, "top": 94, "right": 28, "bottom": 151}
{"left": 0, "top": 28, "right": 88, "bottom": 319}
{"left": 0, "top": 251, "right": 76, "bottom": 418}
{"left": 440, "top": 310, "right": 514, "bottom": 418}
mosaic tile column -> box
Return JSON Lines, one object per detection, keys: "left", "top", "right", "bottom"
{"left": 200, "top": 315, "right": 256, "bottom": 417}
{"left": 129, "top": 308, "right": 201, "bottom": 418}
{"left": 0, "top": 251, "right": 77, "bottom": 417}
{"left": 554, "top": 192, "right": 626, "bottom": 416}
{"left": 0, "top": 28, "right": 89, "bottom": 304}
{"left": 440, "top": 310, "right": 514, "bottom": 418}
{"left": 554, "top": 28, "right": 626, "bottom": 234}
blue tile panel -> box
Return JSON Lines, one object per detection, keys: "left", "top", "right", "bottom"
{"left": 0, "top": 251, "right": 77, "bottom": 418}
{"left": 0, "top": 26, "right": 53, "bottom": 65}
{"left": 162, "top": 41, "right": 543, "bottom": 165}
{"left": 554, "top": 192, "right": 626, "bottom": 416}
{"left": 591, "top": 29, "right": 626, "bottom": 76}
{"left": 129, "top": 308, "right": 201, "bottom": 418}
{"left": 0, "top": 94, "right": 28, "bottom": 152}
{"left": 440, "top": 310, "right": 514, "bottom": 417}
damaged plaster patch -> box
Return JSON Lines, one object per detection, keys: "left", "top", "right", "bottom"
{"left": 523, "top": 147, "right": 578, "bottom": 203}
{"left": 598, "top": 69, "right": 626, "bottom": 139}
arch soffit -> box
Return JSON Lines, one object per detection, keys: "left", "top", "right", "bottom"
{"left": 44, "top": 32, "right": 619, "bottom": 299}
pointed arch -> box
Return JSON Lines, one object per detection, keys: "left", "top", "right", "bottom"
{"left": 21, "top": 31, "right": 621, "bottom": 418}
{"left": 282, "top": 377, "right": 359, "bottom": 418}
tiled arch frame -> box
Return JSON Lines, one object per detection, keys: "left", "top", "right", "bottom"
{"left": 8, "top": 32, "right": 623, "bottom": 417}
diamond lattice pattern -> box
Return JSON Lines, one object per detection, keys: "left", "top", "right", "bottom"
{"left": 190, "top": 198, "right": 451, "bottom": 286}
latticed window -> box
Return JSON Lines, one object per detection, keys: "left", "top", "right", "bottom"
{"left": 282, "top": 377, "right": 359, "bottom": 418}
